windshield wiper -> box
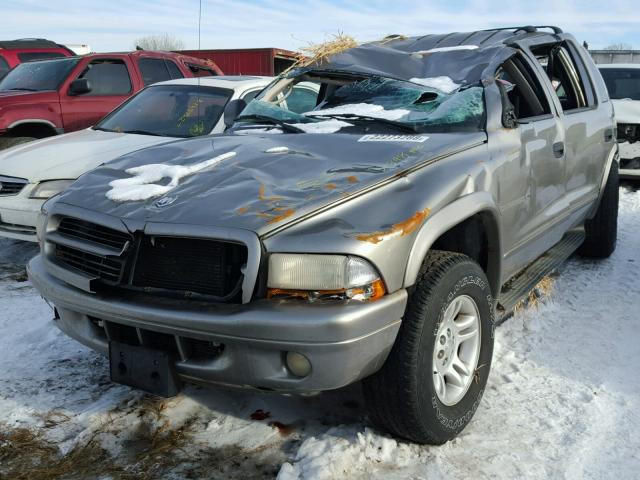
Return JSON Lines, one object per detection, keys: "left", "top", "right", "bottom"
{"left": 120, "top": 129, "right": 170, "bottom": 137}
{"left": 6, "top": 87, "right": 38, "bottom": 92}
{"left": 235, "top": 114, "right": 305, "bottom": 133}
{"left": 306, "top": 113, "right": 418, "bottom": 133}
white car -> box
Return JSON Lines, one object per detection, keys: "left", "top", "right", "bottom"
{"left": 599, "top": 64, "right": 640, "bottom": 179}
{"left": 0, "top": 75, "right": 275, "bottom": 241}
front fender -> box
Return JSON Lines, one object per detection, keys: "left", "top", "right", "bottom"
{"left": 403, "top": 191, "right": 502, "bottom": 298}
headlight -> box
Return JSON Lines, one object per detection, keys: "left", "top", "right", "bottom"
{"left": 267, "top": 253, "right": 386, "bottom": 302}
{"left": 36, "top": 194, "right": 61, "bottom": 247}
{"left": 29, "top": 180, "right": 74, "bottom": 199}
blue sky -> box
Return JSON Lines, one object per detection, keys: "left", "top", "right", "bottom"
{"left": 4, "top": 0, "right": 639, "bottom": 52}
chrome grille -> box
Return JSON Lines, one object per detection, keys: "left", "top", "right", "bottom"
{"left": 0, "top": 175, "right": 28, "bottom": 196}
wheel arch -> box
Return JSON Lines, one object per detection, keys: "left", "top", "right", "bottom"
{"left": 7, "top": 119, "right": 59, "bottom": 138}
{"left": 403, "top": 192, "right": 502, "bottom": 299}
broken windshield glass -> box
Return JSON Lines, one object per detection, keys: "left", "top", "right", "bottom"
{"left": 235, "top": 73, "right": 485, "bottom": 134}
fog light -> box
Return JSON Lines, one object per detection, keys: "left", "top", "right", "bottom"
{"left": 286, "top": 351, "right": 311, "bottom": 377}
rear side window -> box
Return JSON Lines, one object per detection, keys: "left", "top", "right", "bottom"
{"left": 285, "top": 85, "right": 319, "bottom": 114}
{"left": 18, "top": 52, "right": 66, "bottom": 62}
{"left": 165, "top": 60, "right": 184, "bottom": 80}
{"left": 138, "top": 58, "right": 184, "bottom": 86}
{"left": 187, "top": 63, "right": 217, "bottom": 77}
{"left": 0, "top": 56, "right": 9, "bottom": 78}
{"left": 532, "top": 43, "right": 595, "bottom": 111}
{"left": 78, "top": 59, "right": 132, "bottom": 95}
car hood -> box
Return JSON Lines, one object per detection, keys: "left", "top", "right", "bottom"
{"left": 612, "top": 99, "right": 640, "bottom": 124}
{"left": 57, "top": 131, "right": 486, "bottom": 236}
{"left": 0, "top": 129, "right": 177, "bottom": 182}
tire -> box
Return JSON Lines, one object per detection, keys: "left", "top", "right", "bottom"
{"left": 363, "top": 250, "right": 495, "bottom": 444}
{"left": 0, "top": 137, "right": 36, "bottom": 150}
{"left": 579, "top": 161, "right": 619, "bottom": 258}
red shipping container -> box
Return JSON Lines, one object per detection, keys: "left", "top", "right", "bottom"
{"left": 176, "top": 48, "right": 298, "bottom": 76}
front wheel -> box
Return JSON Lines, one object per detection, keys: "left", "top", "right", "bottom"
{"left": 363, "top": 250, "right": 495, "bottom": 444}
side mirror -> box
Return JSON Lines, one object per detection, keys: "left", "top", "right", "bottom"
{"left": 223, "top": 99, "right": 246, "bottom": 128}
{"left": 69, "top": 78, "right": 92, "bottom": 96}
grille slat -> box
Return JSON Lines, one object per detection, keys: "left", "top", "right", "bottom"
{"left": 57, "top": 218, "right": 131, "bottom": 250}
{"left": 54, "top": 244, "right": 123, "bottom": 282}
{"left": 132, "top": 236, "right": 246, "bottom": 299}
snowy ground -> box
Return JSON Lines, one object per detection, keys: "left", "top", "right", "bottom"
{"left": 1, "top": 186, "right": 639, "bottom": 479}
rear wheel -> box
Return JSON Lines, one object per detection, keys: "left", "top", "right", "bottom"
{"left": 579, "top": 161, "right": 618, "bottom": 258}
{"left": 363, "top": 250, "right": 495, "bottom": 444}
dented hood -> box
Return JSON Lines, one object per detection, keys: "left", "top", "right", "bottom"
{"left": 56, "top": 131, "right": 486, "bottom": 236}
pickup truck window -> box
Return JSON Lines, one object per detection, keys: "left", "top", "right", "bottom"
{"left": 0, "top": 56, "right": 8, "bottom": 78}
{"left": 95, "top": 84, "right": 232, "bottom": 137}
{"left": 138, "top": 58, "right": 184, "bottom": 86}
{"left": 0, "top": 57, "right": 79, "bottom": 91}
{"left": 17, "top": 52, "right": 67, "bottom": 62}
{"left": 599, "top": 68, "right": 640, "bottom": 100}
{"left": 77, "top": 59, "right": 132, "bottom": 96}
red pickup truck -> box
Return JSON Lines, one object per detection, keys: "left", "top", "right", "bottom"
{"left": 0, "top": 50, "right": 223, "bottom": 149}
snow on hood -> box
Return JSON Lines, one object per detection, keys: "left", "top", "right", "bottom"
{"left": 55, "top": 131, "right": 486, "bottom": 236}
{"left": 107, "top": 152, "right": 237, "bottom": 202}
{"left": 0, "top": 129, "right": 175, "bottom": 182}
{"left": 612, "top": 99, "right": 640, "bottom": 124}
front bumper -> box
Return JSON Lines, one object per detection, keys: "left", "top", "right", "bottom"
{"left": 28, "top": 255, "right": 407, "bottom": 392}
{"left": 619, "top": 142, "right": 640, "bottom": 179}
{"left": 0, "top": 188, "right": 43, "bottom": 241}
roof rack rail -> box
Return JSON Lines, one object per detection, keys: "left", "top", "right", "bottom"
{"left": 482, "top": 25, "right": 563, "bottom": 35}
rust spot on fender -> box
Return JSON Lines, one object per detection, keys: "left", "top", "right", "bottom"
{"left": 346, "top": 175, "right": 359, "bottom": 184}
{"left": 355, "top": 208, "right": 431, "bottom": 244}
{"left": 266, "top": 208, "right": 296, "bottom": 224}
{"left": 325, "top": 183, "right": 338, "bottom": 190}
{"left": 258, "top": 184, "right": 282, "bottom": 202}
{"left": 236, "top": 206, "right": 249, "bottom": 215}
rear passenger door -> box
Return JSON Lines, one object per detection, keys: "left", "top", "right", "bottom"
{"left": 496, "top": 55, "right": 567, "bottom": 277}
{"left": 60, "top": 57, "right": 136, "bottom": 131}
{"left": 532, "top": 42, "right": 612, "bottom": 216}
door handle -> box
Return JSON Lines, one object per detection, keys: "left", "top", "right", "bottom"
{"left": 604, "top": 128, "right": 614, "bottom": 142}
{"left": 553, "top": 141, "right": 565, "bottom": 158}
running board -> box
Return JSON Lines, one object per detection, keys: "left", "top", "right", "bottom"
{"left": 496, "top": 230, "right": 585, "bottom": 319}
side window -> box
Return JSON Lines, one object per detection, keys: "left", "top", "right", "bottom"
{"left": 18, "top": 52, "right": 66, "bottom": 62}
{"left": 497, "top": 56, "right": 551, "bottom": 120}
{"left": 532, "top": 43, "right": 593, "bottom": 111}
{"left": 138, "top": 58, "right": 172, "bottom": 85}
{"left": 187, "top": 63, "right": 217, "bottom": 77}
{"left": 165, "top": 60, "right": 184, "bottom": 79}
{"left": 0, "top": 56, "right": 9, "bottom": 78}
{"left": 284, "top": 84, "right": 319, "bottom": 114}
{"left": 78, "top": 59, "right": 132, "bottom": 95}
{"left": 241, "top": 89, "right": 261, "bottom": 103}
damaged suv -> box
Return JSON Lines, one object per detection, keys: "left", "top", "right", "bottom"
{"left": 29, "top": 26, "right": 618, "bottom": 445}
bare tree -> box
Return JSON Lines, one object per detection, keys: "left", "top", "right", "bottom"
{"left": 603, "top": 43, "right": 633, "bottom": 50}
{"left": 134, "top": 34, "right": 185, "bottom": 51}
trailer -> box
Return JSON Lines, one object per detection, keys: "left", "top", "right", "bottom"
{"left": 175, "top": 48, "right": 298, "bottom": 76}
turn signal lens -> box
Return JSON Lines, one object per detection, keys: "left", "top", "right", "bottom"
{"left": 267, "top": 278, "right": 386, "bottom": 303}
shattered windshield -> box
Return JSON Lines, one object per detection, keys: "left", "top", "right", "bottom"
{"left": 235, "top": 72, "right": 485, "bottom": 134}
